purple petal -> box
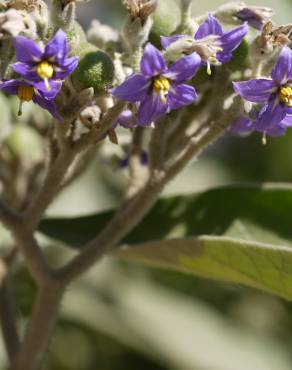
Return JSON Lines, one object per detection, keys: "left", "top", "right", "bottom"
{"left": 33, "top": 93, "right": 61, "bottom": 119}
{"left": 111, "top": 74, "right": 149, "bottom": 102}
{"left": 219, "top": 23, "right": 248, "bottom": 55}
{"left": 11, "top": 62, "right": 39, "bottom": 81}
{"left": 140, "top": 43, "right": 166, "bottom": 77}
{"left": 163, "top": 53, "right": 201, "bottom": 83}
{"left": 230, "top": 117, "right": 254, "bottom": 133}
{"left": 271, "top": 46, "right": 292, "bottom": 85}
{"left": 263, "top": 124, "right": 287, "bottom": 136}
{"left": 33, "top": 80, "right": 62, "bottom": 99}
{"left": 54, "top": 56, "right": 79, "bottom": 79}
{"left": 14, "top": 36, "right": 42, "bottom": 63}
{"left": 0, "top": 79, "right": 22, "bottom": 95}
{"left": 167, "top": 84, "right": 197, "bottom": 110}
{"left": 116, "top": 109, "right": 138, "bottom": 128}
{"left": 44, "top": 29, "right": 69, "bottom": 64}
{"left": 160, "top": 35, "right": 188, "bottom": 49}
{"left": 236, "top": 9, "right": 264, "bottom": 30}
{"left": 138, "top": 94, "right": 168, "bottom": 126}
{"left": 233, "top": 79, "right": 277, "bottom": 103}
{"left": 256, "top": 100, "right": 287, "bottom": 131}
{"left": 281, "top": 114, "right": 292, "bottom": 127}
{"left": 195, "top": 14, "right": 223, "bottom": 39}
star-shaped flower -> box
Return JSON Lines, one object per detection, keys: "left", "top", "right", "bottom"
{"left": 161, "top": 14, "right": 248, "bottom": 74}
{"left": 233, "top": 46, "right": 292, "bottom": 135}
{"left": 0, "top": 79, "right": 61, "bottom": 118}
{"left": 111, "top": 43, "right": 201, "bottom": 126}
{"left": 11, "top": 29, "right": 78, "bottom": 92}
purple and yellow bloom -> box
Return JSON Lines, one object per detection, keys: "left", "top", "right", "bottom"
{"left": 0, "top": 79, "right": 61, "bottom": 118}
{"left": 161, "top": 14, "right": 248, "bottom": 74}
{"left": 233, "top": 46, "right": 292, "bottom": 135}
{"left": 11, "top": 29, "right": 78, "bottom": 92}
{"left": 111, "top": 43, "right": 201, "bottom": 126}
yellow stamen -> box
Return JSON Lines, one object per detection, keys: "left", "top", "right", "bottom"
{"left": 153, "top": 76, "right": 170, "bottom": 104}
{"left": 17, "top": 85, "right": 34, "bottom": 102}
{"left": 262, "top": 132, "right": 267, "bottom": 145}
{"left": 279, "top": 86, "right": 292, "bottom": 107}
{"left": 36, "top": 61, "right": 54, "bottom": 91}
{"left": 17, "top": 85, "right": 34, "bottom": 116}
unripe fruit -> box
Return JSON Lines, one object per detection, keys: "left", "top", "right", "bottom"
{"left": 71, "top": 43, "right": 114, "bottom": 94}
{"left": 150, "top": 0, "right": 181, "bottom": 47}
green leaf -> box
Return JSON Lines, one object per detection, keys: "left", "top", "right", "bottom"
{"left": 39, "top": 184, "right": 292, "bottom": 248}
{"left": 113, "top": 236, "right": 292, "bottom": 300}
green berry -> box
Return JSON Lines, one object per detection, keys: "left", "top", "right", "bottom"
{"left": 71, "top": 43, "right": 114, "bottom": 94}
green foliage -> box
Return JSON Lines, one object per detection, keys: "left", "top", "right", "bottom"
{"left": 114, "top": 236, "right": 292, "bottom": 300}
{"left": 39, "top": 184, "right": 292, "bottom": 300}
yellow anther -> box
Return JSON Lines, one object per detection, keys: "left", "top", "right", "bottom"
{"left": 279, "top": 86, "right": 292, "bottom": 107}
{"left": 17, "top": 85, "right": 34, "bottom": 102}
{"left": 153, "top": 76, "right": 170, "bottom": 104}
{"left": 37, "top": 61, "right": 54, "bottom": 91}
{"left": 36, "top": 61, "right": 54, "bottom": 79}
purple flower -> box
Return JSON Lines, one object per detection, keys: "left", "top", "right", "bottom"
{"left": 111, "top": 43, "right": 201, "bottom": 126}
{"left": 233, "top": 46, "right": 292, "bottom": 135}
{"left": 11, "top": 30, "right": 78, "bottom": 92}
{"left": 115, "top": 109, "right": 138, "bottom": 129}
{"left": 161, "top": 14, "right": 248, "bottom": 74}
{"left": 230, "top": 108, "right": 292, "bottom": 139}
{"left": 236, "top": 7, "right": 273, "bottom": 31}
{"left": 0, "top": 79, "right": 61, "bottom": 119}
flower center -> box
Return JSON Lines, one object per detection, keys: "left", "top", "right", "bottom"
{"left": 279, "top": 86, "right": 292, "bottom": 107}
{"left": 153, "top": 76, "right": 170, "bottom": 104}
{"left": 17, "top": 85, "right": 34, "bottom": 102}
{"left": 36, "top": 61, "right": 54, "bottom": 91}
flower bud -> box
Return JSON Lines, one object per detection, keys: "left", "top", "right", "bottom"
{"left": 122, "top": 0, "right": 157, "bottom": 23}
{"left": 149, "top": 0, "right": 180, "bottom": 46}
{"left": 71, "top": 43, "right": 115, "bottom": 95}
{"left": 79, "top": 105, "right": 101, "bottom": 128}
{"left": 0, "top": 8, "right": 25, "bottom": 38}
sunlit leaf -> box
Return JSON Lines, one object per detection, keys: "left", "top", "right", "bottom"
{"left": 114, "top": 236, "right": 292, "bottom": 300}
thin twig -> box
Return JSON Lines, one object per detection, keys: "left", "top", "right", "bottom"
{"left": 0, "top": 247, "right": 20, "bottom": 362}
{"left": 10, "top": 282, "right": 64, "bottom": 370}
{"left": 0, "top": 279, "right": 20, "bottom": 361}
{"left": 127, "top": 126, "right": 148, "bottom": 197}
{"left": 57, "top": 97, "right": 242, "bottom": 283}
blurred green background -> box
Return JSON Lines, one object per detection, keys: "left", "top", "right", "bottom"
{"left": 3, "top": 1, "right": 292, "bottom": 369}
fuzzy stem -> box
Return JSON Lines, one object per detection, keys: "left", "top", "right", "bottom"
{"left": 9, "top": 282, "right": 64, "bottom": 370}
{"left": 0, "top": 278, "right": 20, "bottom": 361}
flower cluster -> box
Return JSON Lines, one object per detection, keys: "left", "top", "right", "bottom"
{"left": 112, "top": 14, "right": 247, "bottom": 126}
{"left": 232, "top": 46, "right": 292, "bottom": 140}
{"left": 0, "top": 29, "right": 78, "bottom": 118}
